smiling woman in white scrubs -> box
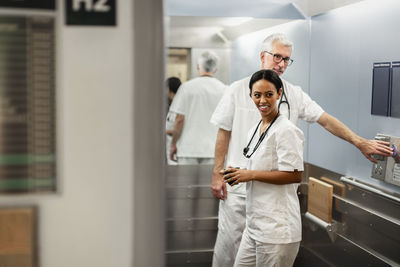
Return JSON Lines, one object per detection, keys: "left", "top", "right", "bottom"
{"left": 223, "top": 69, "right": 304, "bottom": 267}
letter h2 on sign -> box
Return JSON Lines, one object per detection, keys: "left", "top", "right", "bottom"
{"left": 66, "top": 0, "right": 116, "bottom": 26}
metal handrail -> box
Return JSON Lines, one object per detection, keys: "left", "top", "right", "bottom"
{"left": 304, "top": 212, "right": 342, "bottom": 242}
{"left": 340, "top": 176, "right": 400, "bottom": 203}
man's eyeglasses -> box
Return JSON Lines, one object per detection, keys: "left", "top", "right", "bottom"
{"left": 265, "top": 51, "right": 293, "bottom": 66}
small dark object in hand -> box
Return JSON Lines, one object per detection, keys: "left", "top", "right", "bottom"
{"left": 223, "top": 167, "right": 240, "bottom": 185}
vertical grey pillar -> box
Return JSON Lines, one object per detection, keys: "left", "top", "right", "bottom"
{"left": 133, "top": 0, "right": 165, "bottom": 266}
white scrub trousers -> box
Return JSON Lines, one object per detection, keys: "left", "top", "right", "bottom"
{"left": 177, "top": 157, "right": 214, "bottom": 165}
{"left": 212, "top": 193, "right": 246, "bottom": 267}
{"left": 234, "top": 229, "right": 300, "bottom": 267}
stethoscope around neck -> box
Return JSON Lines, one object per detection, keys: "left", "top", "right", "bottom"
{"left": 278, "top": 83, "right": 290, "bottom": 120}
{"left": 242, "top": 84, "right": 291, "bottom": 159}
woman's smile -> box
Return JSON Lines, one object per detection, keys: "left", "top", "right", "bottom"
{"left": 257, "top": 104, "right": 270, "bottom": 113}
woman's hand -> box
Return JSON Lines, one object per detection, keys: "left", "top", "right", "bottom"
{"left": 221, "top": 166, "right": 252, "bottom": 186}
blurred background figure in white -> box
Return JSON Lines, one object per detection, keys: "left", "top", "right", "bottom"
{"left": 169, "top": 51, "right": 226, "bottom": 164}
{"left": 166, "top": 76, "right": 182, "bottom": 165}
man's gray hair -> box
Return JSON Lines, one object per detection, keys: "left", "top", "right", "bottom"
{"left": 261, "top": 33, "right": 294, "bottom": 52}
{"left": 198, "top": 51, "right": 219, "bottom": 73}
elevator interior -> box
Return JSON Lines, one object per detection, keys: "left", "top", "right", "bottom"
{"left": 165, "top": 162, "right": 400, "bottom": 267}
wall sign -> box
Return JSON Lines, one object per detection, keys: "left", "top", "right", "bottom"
{"left": 391, "top": 62, "right": 400, "bottom": 118}
{"left": 66, "top": 0, "right": 116, "bottom": 26}
{"left": 371, "top": 62, "right": 391, "bottom": 116}
{"left": 371, "top": 61, "right": 400, "bottom": 118}
{"left": 0, "top": 0, "right": 55, "bottom": 10}
{"left": 0, "top": 16, "right": 56, "bottom": 193}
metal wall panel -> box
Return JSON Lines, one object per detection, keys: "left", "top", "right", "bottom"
{"left": 298, "top": 163, "right": 400, "bottom": 267}
{"left": 166, "top": 164, "right": 218, "bottom": 267}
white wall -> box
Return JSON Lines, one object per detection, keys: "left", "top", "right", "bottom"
{"left": 308, "top": 0, "right": 400, "bottom": 190}
{"left": 0, "top": 0, "right": 135, "bottom": 266}
{"left": 166, "top": 19, "right": 231, "bottom": 85}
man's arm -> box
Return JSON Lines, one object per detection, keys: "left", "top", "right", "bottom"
{"left": 169, "top": 114, "right": 185, "bottom": 161}
{"left": 211, "top": 128, "right": 231, "bottom": 200}
{"left": 317, "top": 112, "right": 393, "bottom": 163}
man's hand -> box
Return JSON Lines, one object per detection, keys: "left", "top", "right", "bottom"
{"left": 211, "top": 170, "right": 227, "bottom": 200}
{"left": 317, "top": 113, "right": 394, "bottom": 163}
{"left": 170, "top": 114, "right": 184, "bottom": 162}
{"left": 211, "top": 128, "right": 231, "bottom": 200}
{"left": 357, "top": 138, "right": 393, "bottom": 163}
{"left": 169, "top": 143, "right": 177, "bottom": 162}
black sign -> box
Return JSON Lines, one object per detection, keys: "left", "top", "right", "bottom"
{"left": 66, "top": 0, "right": 116, "bottom": 26}
{"left": 371, "top": 63, "right": 391, "bottom": 116}
{"left": 0, "top": 0, "right": 55, "bottom": 10}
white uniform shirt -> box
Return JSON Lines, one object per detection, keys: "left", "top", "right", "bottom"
{"left": 246, "top": 116, "right": 304, "bottom": 244}
{"left": 166, "top": 110, "right": 177, "bottom": 165}
{"left": 169, "top": 76, "right": 226, "bottom": 158}
{"left": 210, "top": 76, "right": 324, "bottom": 195}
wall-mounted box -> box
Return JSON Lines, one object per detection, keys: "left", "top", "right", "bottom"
{"left": 371, "top": 133, "right": 400, "bottom": 187}
{"left": 371, "top": 62, "right": 391, "bottom": 116}
{"left": 390, "top": 62, "right": 400, "bottom": 118}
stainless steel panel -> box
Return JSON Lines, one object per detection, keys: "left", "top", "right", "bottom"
{"left": 167, "top": 263, "right": 212, "bottom": 267}
{"left": 166, "top": 218, "right": 217, "bottom": 251}
{"left": 167, "top": 198, "right": 218, "bottom": 218}
{"left": 341, "top": 179, "right": 400, "bottom": 220}
{"left": 167, "top": 164, "right": 213, "bottom": 186}
{"left": 166, "top": 250, "right": 213, "bottom": 267}
{"left": 166, "top": 185, "right": 214, "bottom": 199}
{"left": 166, "top": 165, "right": 219, "bottom": 267}
{"left": 304, "top": 162, "right": 343, "bottom": 181}
{"left": 167, "top": 230, "right": 217, "bottom": 251}
{"left": 167, "top": 217, "right": 218, "bottom": 231}
{"left": 298, "top": 163, "right": 400, "bottom": 267}
{"left": 301, "top": 223, "right": 393, "bottom": 267}
{"left": 294, "top": 246, "right": 335, "bottom": 267}
{"left": 335, "top": 196, "right": 400, "bottom": 263}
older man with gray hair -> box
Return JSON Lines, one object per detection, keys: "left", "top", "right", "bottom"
{"left": 169, "top": 51, "right": 226, "bottom": 164}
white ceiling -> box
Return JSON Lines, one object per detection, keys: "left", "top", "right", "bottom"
{"left": 165, "top": 0, "right": 364, "bottom": 18}
{"left": 165, "top": 0, "right": 365, "bottom": 46}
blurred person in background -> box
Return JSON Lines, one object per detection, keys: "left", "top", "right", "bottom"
{"left": 166, "top": 76, "right": 181, "bottom": 165}
{"left": 169, "top": 51, "right": 226, "bottom": 164}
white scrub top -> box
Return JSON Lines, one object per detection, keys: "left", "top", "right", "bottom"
{"left": 210, "top": 76, "right": 324, "bottom": 195}
{"left": 246, "top": 115, "right": 304, "bottom": 244}
{"left": 166, "top": 110, "right": 177, "bottom": 165}
{"left": 169, "top": 76, "right": 225, "bottom": 158}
